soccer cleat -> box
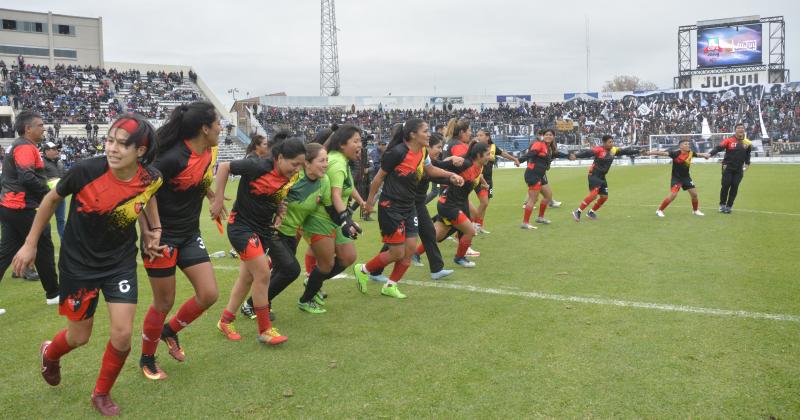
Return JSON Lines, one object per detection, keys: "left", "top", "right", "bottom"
{"left": 40, "top": 341, "right": 61, "bottom": 386}
{"left": 217, "top": 320, "right": 242, "bottom": 341}
{"left": 257, "top": 327, "right": 288, "bottom": 345}
{"left": 587, "top": 210, "right": 598, "bottom": 220}
{"left": 139, "top": 355, "right": 168, "bottom": 380}
{"left": 23, "top": 267, "right": 40, "bottom": 281}
{"left": 353, "top": 264, "right": 369, "bottom": 294}
{"left": 535, "top": 217, "right": 551, "bottom": 224}
{"left": 380, "top": 284, "right": 407, "bottom": 299}
{"left": 0, "top": 308, "right": 5, "bottom": 315}
{"left": 572, "top": 210, "right": 581, "bottom": 222}
{"left": 312, "top": 292, "right": 326, "bottom": 306}
{"left": 719, "top": 205, "right": 725, "bottom": 213}
{"left": 240, "top": 302, "right": 256, "bottom": 320}
{"left": 298, "top": 300, "right": 327, "bottom": 314}
{"left": 549, "top": 200, "right": 562, "bottom": 208}
{"left": 46, "top": 296, "right": 59, "bottom": 305}
{"left": 430, "top": 269, "right": 454, "bottom": 280}
{"left": 411, "top": 254, "right": 423, "bottom": 267}
{"left": 454, "top": 257, "right": 476, "bottom": 268}
{"left": 446, "top": 236, "right": 458, "bottom": 243}
{"left": 91, "top": 393, "right": 121, "bottom": 417}
{"left": 160, "top": 328, "right": 185, "bottom": 362}
{"left": 369, "top": 273, "right": 389, "bottom": 283}
{"left": 656, "top": 210, "right": 665, "bottom": 218}
{"left": 693, "top": 210, "right": 705, "bottom": 216}
{"left": 722, "top": 207, "right": 732, "bottom": 214}
{"left": 466, "top": 247, "right": 480, "bottom": 257}
{"left": 229, "top": 249, "right": 239, "bottom": 259}
{"left": 520, "top": 223, "right": 538, "bottom": 230}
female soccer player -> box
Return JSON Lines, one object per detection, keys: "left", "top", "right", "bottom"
{"left": 374, "top": 131, "right": 459, "bottom": 281}
{"left": 245, "top": 133, "right": 269, "bottom": 159}
{"left": 571, "top": 135, "right": 641, "bottom": 222}
{"left": 138, "top": 102, "right": 220, "bottom": 381}
{"left": 708, "top": 123, "right": 752, "bottom": 214}
{"left": 643, "top": 140, "right": 709, "bottom": 217}
{"left": 422, "top": 141, "right": 490, "bottom": 268}
{"left": 300, "top": 125, "right": 367, "bottom": 292}
{"left": 211, "top": 136, "right": 305, "bottom": 343}
{"left": 15, "top": 114, "right": 162, "bottom": 416}
{"left": 353, "top": 119, "right": 464, "bottom": 299}
{"left": 474, "top": 128, "right": 520, "bottom": 233}
{"left": 519, "top": 129, "right": 573, "bottom": 228}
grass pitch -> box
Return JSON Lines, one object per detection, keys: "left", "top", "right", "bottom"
{"left": 1, "top": 162, "right": 799, "bottom": 418}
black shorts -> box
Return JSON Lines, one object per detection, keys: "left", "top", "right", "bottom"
{"left": 671, "top": 176, "right": 696, "bottom": 191}
{"left": 378, "top": 204, "right": 418, "bottom": 244}
{"left": 227, "top": 222, "right": 270, "bottom": 261}
{"left": 435, "top": 202, "right": 470, "bottom": 227}
{"left": 525, "top": 170, "right": 548, "bottom": 190}
{"left": 588, "top": 175, "right": 609, "bottom": 195}
{"left": 143, "top": 230, "right": 211, "bottom": 277}
{"left": 58, "top": 267, "right": 138, "bottom": 321}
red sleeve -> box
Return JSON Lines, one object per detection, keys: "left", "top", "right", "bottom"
{"left": 451, "top": 142, "right": 468, "bottom": 157}
{"left": 13, "top": 144, "right": 43, "bottom": 170}
{"left": 592, "top": 146, "right": 604, "bottom": 156}
{"left": 719, "top": 138, "right": 732, "bottom": 148}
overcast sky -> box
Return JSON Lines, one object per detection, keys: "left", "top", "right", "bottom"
{"left": 4, "top": 0, "right": 798, "bottom": 106}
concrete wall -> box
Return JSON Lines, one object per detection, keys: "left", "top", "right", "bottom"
{"left": 0, "top": 8, "right": 102, "bottom": 67}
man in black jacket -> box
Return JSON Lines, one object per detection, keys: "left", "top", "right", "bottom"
{"left": 43, "top": 142, "right": 66, "bottom": 238}
{"left": 0, "top": 111, "right": 59, "bottom": 307}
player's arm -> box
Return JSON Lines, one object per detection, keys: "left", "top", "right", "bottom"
{"left": 210, "top": 161, "right": 231, "bottom": 220}
{"left": 573, "top": 149, "right": 595, "bottom": 159}
{"left": 139, "top": 195, "right": 168, "bottom": 261}
{"left": 744, "top": 143, "right": 752, "bottom": 170}
{"left": 616, "top": 147, "right": 642, "bottom": 157}
{"left": 442, "top": 155, "right": 465, "bottom": 167}
{"left": 499, "top": 149, "right": 520, "bottom": 166}
{"left": 364, "top": 169, "right": 386, "bottom": 214}
{"left": 708, "top": 140, "right": 727, "bottom": 157}
{"left": 424, "top": 164, "right": 463, "bottom": 187}
{"left": 643, "top": 150, "right": 670, "bottom": 157}
{"left": 11, "top": 189, "right": 64, "bottom": 274}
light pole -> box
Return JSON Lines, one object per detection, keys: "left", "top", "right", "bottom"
{"left": 227, "top": 88, "right": 239, "bottom": 101}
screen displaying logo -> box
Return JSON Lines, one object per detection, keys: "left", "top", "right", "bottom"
{"left": 697, "top": 24, "right": 762, "bottom": 68}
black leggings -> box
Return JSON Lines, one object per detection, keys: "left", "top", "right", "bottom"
{"left": 266, "top": 234, "right": 301, "bottom": 302}
{"left": 720, "top": 169, "right": 744, "bottom": 208}
{"left": 371, "top": 199, "right": 444, "bottom": 275}
{"left": 0, "top": 207, "right": 59, "bottom": 298}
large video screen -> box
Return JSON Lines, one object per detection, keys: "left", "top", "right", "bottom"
{"left": 697, "top": 24, "right": 762, "bottom": 68}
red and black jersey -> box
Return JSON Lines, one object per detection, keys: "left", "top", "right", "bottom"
{"left": 438, "top": 158, "right": 482, "bottom": 209}
{"left": 0, "top": 137, "right": 49, "bottom": 210}
{"left": 575, "top": 146, "right": 639, "bottom": 179}
{"left": 380, "top": 142, "right": 429, "bottom": 211}
{"left": 443, "top": 139, "right": 469, "bottom": 159}
{"left": 152, "top": 141, "right": 217, "bottom": 237}
{"left": 228, "top": 157, "right": 298, "bottom": 237}
{"left": 520, "top": 141, "right": 568, "bottom": 176}
{"left": 709, "top": 136, "right": 752, "bottom": 170}
{"left": 668, "top": 150, "right": 698, "bottom": 179}
{"left": 56, "top": 156, "right": 163, "bottom": 277}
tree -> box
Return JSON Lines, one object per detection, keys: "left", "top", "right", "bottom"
{"left": 602, "top": 75, "right": 658, "bottom": 92}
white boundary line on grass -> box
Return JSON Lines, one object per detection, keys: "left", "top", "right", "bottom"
{"left": 205, "top": 266, "right": 800, "bottom": 323}
{"left": 494, "top": 203, "right": 800, "bottom": 217}
{"left": 400, "top": 279, "right": 800, "bottom": 323}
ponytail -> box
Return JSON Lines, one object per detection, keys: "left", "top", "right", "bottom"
{"left": 466, "top": 141, "right": 489, "bottom": 161}
{"left": 246, "top": 134, "right": 266, "bottom": 155}
{"left": 324, "top": 124, "right": 361, "bottom": 153}
{"left": 155, "top": 101, "right": 217, "bottom": 153}
{"left": 386, "top": 118, "right": 426, "bottom": 151}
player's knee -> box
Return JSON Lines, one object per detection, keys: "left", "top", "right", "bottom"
{"left": 152, "top": 296, "right": 174, "bottom": 313}
{"left": 68, "top": 329, "right": 92, "bottom": 347}
{"left": 196, "top": 288, "right": 219, "bottom": 308}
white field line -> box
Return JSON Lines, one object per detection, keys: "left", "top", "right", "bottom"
{"left": 400, "top": 279, "right": 800, "bottom": 322}
{"left": 150, "top": 266, "right": 800, "bottom": 322}
{"left": 493, "top": 202, "right": 800, "bottom": 217}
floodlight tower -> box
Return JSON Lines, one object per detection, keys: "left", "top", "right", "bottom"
{"left": 320, "top": 0, "right": 341, "bottom": 96}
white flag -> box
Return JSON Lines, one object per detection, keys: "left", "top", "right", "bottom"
{"left": 721, "top": 90, "right": 737, "bottom": 101}
{"left": 637, "top": 103, "right": 651, "bottom": 116}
